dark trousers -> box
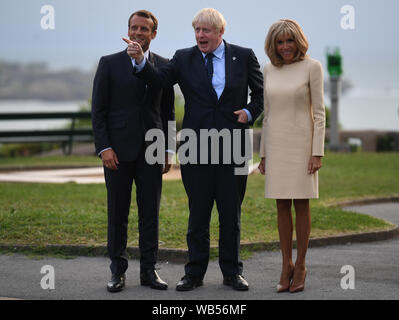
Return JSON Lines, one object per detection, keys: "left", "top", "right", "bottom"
{"left": 180, "top": 164, "right": 247, "bottom": 278}
{"left": 104, "top": 151, "right": 163, "bottom": 275}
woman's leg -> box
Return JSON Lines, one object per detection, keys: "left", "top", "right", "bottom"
{"left": 293, "top": 199, "right": 311, "bottom": 267}
{"left": 291, "top": 199, "right": 311, "bottom": 291}
{"left": 276, "top": 199, "right": 294, "bottom": 289}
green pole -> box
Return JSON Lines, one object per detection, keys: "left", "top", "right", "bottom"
{"left": 327, "top": 48, "right": 343, "bottom": 150}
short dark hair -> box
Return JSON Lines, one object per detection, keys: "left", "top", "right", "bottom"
{"left": 128, "top": 10, "right": 158, "bottom": 32}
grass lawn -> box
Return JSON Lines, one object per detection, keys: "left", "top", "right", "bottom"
{"left": 0, "top": 155, "right": 102, "bottom": 168}
{"left": 0, "top": 152, "right": 397, "bottom": 253}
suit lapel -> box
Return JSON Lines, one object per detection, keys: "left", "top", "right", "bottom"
{"left": 122, "top": 49, "right": 146, "bottom": 102}
{"left": 148, "top": 51, "right": 155, "bottom": 65}
{"left": 141, "top": 51, "right": 158, "bottom": 103}
{"left": 219, "top": 40, "right": 233, "bottom": 103}
{"left": 123, "top": 49, "right": 135, "bottom": 75}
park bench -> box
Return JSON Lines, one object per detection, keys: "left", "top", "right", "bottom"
{"left": 0, "top": 111, "right": 93, "bottom": 155}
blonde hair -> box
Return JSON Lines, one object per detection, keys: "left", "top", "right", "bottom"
{"left": 265, "top": 19, "right": 309, "bottom": 67}
{"left": 192, "top": 8, "right": 226, "bottom": 32}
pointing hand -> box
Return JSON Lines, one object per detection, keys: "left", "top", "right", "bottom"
{"left": 122, "top": 37, "right": 144, "bottom": 63}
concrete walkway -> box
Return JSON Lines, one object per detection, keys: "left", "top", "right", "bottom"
{"left": 0, "top": 162, "right": 260, "bottom": 184}
{"left": 0, "top": 167, "right": 106, "bottom": 184}
{"left": 0, "top": 201, "right": 398, "bottom": 300}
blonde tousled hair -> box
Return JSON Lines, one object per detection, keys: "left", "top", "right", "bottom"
{"left": 265, "top": 19, "right": 309, "bottom": 67}
{"left": 192, "top": 8, "right": 226, "bottom": 32}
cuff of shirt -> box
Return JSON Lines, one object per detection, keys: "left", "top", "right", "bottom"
{"left": 243, "top": 108, "right": 252, "bottom": 123}
{"left": 166, "top": 149, "right": 175, "bottom": 162}
{"left": 98, "top": 147, "right": 112, "bottom": 156}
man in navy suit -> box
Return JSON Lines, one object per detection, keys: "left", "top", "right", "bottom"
{"left": 126, "top": 8, "right": 263, "bottom": 291}
{"left": 92, "top": 10, "right": 174, "bottom": 292}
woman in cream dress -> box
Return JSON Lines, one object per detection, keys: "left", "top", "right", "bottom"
{"left": 259, "top": 19, "right": 325, "bottom": 293}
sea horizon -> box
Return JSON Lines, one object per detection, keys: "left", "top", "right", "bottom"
{"left": 0, "top": 92, "right": 397, "bottom": 132}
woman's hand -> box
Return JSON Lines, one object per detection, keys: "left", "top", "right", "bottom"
{"left": 258, "top": 157, "right": 266, "bottom": 175}
{"left": 308, "top": 156, "right": 322, "bottom": 174}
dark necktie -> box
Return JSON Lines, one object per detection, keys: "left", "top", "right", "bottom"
{"left": 205, "top": 53, "right": 214, "bottom": 83}
{"left": 133, "top": 58, "right": 146, "bottom": 100}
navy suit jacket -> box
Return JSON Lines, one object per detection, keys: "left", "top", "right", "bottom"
{"left": 91, "top": 49, "right": 175, "bottom": 161}
{"left": 137, "top": 41, "right": 263, "bottom": 164}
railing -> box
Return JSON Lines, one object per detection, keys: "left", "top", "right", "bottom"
{"left": 0, "top": 112, "right": 93, "bottom": 155}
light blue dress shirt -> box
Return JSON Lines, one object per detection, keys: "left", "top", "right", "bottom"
{"left": 201, "top": 41, "right": 252, "bottom": 122}
{"left": 202, "top": 41, "right": 225, "bottom": 100}
{"left": 131, "top": 50, "right": 149, "bottom": 69}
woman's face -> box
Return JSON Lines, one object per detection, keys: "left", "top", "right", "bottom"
{"left": 276, "top": 33, "right": 298, "bottom": 64}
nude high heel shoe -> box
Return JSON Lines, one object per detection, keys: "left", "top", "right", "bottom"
{"left": 289, "top": 269, "right": 307, "bottom": 293}
{"left": 276, "top": 266, "right": 294, "bottom": 293}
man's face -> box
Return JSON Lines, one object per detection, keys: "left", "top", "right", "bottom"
{"left": 128, "top": 15, "right": 157, "bottom": 52}
{"left": 194, "top": 22, "right": 224, "bottom": 54}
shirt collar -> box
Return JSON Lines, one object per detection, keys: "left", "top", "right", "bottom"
{"left": 201, "top": 40, "right": 225, "bottom": 59}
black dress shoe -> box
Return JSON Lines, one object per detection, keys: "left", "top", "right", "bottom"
{"left": 176, "top": 275, "right": 203, "bottom": 291}
{"left": 223, "top": 274, "right": 249, "bottom": 291}
{"left": 107, "top": 274, "right": 126, "bottom": 292}
{"left": 140, "top": 270, "right": 168, "bottom": 290}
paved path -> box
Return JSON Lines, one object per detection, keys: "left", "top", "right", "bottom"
{"left": 0, "top": 163, "right": 260, "bottom": 184}
{"left": 0, "top": 202, "right": 398, "bottom": 300}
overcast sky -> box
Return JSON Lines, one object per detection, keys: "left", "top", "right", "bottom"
{"left": 0, "top": 0, "right": 398, "bottom": 87}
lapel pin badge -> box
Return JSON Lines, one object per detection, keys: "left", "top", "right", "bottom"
{"left": 232, "top": 57, "right": 237, "bottom": 61}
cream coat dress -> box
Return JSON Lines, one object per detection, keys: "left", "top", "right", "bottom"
{"left": 260, "top": 57, "right": 325, "bottom": 199}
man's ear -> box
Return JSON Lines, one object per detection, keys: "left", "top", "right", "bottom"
{"left": 219, "top": 27, "right": 225, "bottom": 37}
{"left": 151, "top": 30, "right": 157, "bottom": 40}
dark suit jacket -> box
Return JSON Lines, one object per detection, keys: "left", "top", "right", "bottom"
{"left": 137, "top": 41, "right": 263, "bottom": 163}
{"left": 91, "top": 49, "right": 175, "bottom": 162}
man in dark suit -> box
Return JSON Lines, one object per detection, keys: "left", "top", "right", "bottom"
{"left": 126, "top": 8, "right": 263, "bottom": 291}
{"left": 91, "top": 10, "right": 174, "bottom": 292}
